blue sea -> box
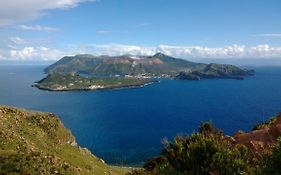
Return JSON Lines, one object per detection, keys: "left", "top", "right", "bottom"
{"left": 0, "top": 65, "right": 281, "bottom": 165}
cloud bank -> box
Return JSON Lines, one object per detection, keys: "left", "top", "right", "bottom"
{"left": 83, "top": 44, "right": 281, "bottom": 59}
{"left": 1, "top": 39, "right": 281, "bottom": 62}
{"left": 0, "top": 37, "right": 64, "bottom": 61}
{"left": 0, "top": 0, "right": 96, "bottom": 25}
{"left": 9, "top": 47, "right": 64, "bottom": 61}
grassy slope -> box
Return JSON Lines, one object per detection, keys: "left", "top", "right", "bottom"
{"left": 0, "top": 106, "right": 129, "bottom": 175}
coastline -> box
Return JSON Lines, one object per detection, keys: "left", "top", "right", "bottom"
{"left": 32, "top": 79, "right": 159, "bottom": 92}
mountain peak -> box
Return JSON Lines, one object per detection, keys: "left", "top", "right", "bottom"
{"left": 153, "top": 52, "right": 168, "bottom": 58}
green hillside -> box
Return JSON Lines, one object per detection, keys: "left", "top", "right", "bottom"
{"left": 0, "top": 106, "right": 129, "bottom": 175}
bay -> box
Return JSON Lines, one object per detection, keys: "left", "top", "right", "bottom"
{"left": 0, "top": 65, "right": 281, "bottom": 165}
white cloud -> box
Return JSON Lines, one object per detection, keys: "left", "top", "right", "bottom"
{"left": 16, "top": 25, "right": 59, "bottom": 32}
{"left": 1, "top": 40, "right": 281, "bottom": 61}
{"left": 0, "top": 0, "right": 97, "bottom": 26}
{"left": 89, "top": 44, "right": 156, "bottom": 56}
{"left": 253, "top": 34, "right": 281, "bottom": 38}
{"left": 80, "top": 44, "right": 281, "bottom": 59}
{"left": 9, "top": 37, "right": 29, "bottom": 45}
{"left": 0, "top": 36, "right": 66, "bottom": 61}
{"left": 96, "top": 30, "right": 111, "bottom": 35}
{"left": 8, "top": 47, "right": 65, "bottom": 61}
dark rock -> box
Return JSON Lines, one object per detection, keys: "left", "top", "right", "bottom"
{"left": 234, "top": 113, "right": 281, "bottom": 155}
{"left": 175, "top": 72, "right": 200, "bottom": 80}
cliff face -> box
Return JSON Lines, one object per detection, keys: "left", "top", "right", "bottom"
{"left": 0, "top": 106, "right": 128, "bottom": 175}
{"left": 234, "top": 113, "right": 281, "bottom": 155}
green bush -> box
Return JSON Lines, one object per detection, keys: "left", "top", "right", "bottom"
{"left": 128, "top": 122, "right": 256, "bottom": 175}
{"left": 261, "top": 137, "right": 281, "bottom": 175}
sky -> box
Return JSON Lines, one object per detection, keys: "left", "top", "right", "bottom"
{"left": 0, "top": 0, "right": 280, "bottom": 64}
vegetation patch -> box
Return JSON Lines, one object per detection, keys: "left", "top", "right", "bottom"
{"left": 127, "top": 116, "right": 281, "bottom": 175}
{"left": 0, "top": 106, "right": 129, "bottom": 175}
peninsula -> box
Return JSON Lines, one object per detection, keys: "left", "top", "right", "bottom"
{"left": 33, "top": 73, "right": 156, "bottom": 91}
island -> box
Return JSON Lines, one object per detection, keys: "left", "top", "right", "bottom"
{"left": 34, "top": 53, "right": 254, "bottom": 91}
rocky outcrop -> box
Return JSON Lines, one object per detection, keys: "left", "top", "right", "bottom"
{"left": 234, "top": 113, "right": 281, "bottom": 155}
{"left": 175, "top": 72, "right": 200, "bottom": 80}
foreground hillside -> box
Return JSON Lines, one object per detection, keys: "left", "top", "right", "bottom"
{"left": 0, "top": 106, "right": 129, "bottom": 175}
{"left": 128, "top": 113, "right": 281, "bottom": 175}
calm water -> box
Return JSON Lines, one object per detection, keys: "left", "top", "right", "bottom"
{"left": 0, "top": 65, "right": 281, "bottom": 165}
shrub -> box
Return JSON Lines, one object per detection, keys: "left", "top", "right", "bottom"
{"left": 261, "top": 137, "right": 281, "bottom": 175}
{"left": 128, "top": 122, "right": 256, "bottom": 175}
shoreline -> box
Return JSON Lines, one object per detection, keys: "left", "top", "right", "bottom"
{"left": 32, "top": 74, "right": 253, "bottom": 92}
{"left": 32, "top": 80, "right": 159, "bottom": 92}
